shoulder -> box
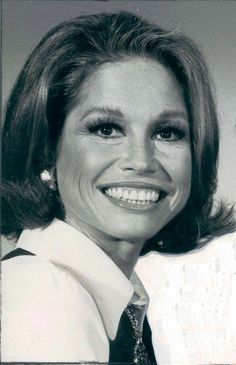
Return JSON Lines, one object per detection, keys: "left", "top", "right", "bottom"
{"left": 2, "top": 254, "right": 88, "bottom": 305}
{"left": 2, "top": 255, "right": 109, "bottom": 362}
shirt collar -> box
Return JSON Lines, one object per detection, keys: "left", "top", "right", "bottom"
{"left": 17, "top": 219, "right": 147, "bottom": 340}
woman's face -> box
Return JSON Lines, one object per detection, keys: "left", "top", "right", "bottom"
{"left": 56, "top": 58, "right": 192, "bottom": 244}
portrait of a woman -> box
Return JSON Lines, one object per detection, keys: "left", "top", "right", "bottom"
{"left": 1, "top": 3, "right": 236, "bottom": 364}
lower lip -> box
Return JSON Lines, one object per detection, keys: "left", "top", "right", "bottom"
{"left": 102, "top": 192, "right": 161, "bottom": 212}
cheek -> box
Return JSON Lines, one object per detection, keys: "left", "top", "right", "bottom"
{"left": 158, "top": 145, "right": 192, "bottom": 201}
{"left": 158, "top": 144, "right": 191, "bottom": 181}
{"left": 168, "top": 155, "right": 192, "bottom": 214}
{"left": 172, "top": 150, "right": 192, "bottom": 209}
{"left": 173, "top": 152, "right": 191, "bottom": 183}
{"left": 76, "top": 141, "right": 123, "bottom": 180}
{"left": 76, "top": 143, "right": 115, "bottom": 183}
{"left": 56, "top": 140, "right": 114, "bottom": 194}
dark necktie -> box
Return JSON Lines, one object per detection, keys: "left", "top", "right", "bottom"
{"left": 109, "top": 305, "right": 157, "bottom": 364}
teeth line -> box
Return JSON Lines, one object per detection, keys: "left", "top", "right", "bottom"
{"left": 104, "top": 187, "right": 160, "bottom": 203}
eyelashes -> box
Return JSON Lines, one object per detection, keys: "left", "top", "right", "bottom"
{"left": 153, "top": 125, "right": 186, "bottom": 141}
{"left": 87, "top": 117, "right": 124, "bottom": 139}
{"left": 85, "top": 117, "right": 187, "bottom": 141}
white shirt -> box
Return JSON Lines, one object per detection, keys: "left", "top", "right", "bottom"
{"left": 1, "top": 219, "right": 148, "bottom": 362}
{"left": 3, "top": 219, "right": 236, "bottom": 364}
{"left": 136, "top": 231, "right": 236, "bottom": 364}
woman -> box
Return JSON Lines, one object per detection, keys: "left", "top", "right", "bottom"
{"left": 1, "top": 11, "right": 235, "bottom": 363}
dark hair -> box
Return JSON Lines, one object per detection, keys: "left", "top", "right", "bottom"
{"left": 1, "top": 11, "right": 235, "bottom": 252}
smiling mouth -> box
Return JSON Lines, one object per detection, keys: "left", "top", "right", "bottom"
{"left": 102, "top": 186, "right": 163, "bottom": 208}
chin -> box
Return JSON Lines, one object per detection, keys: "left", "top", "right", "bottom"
{"left": 108, "top": 222, "right": 161, "bottom": 243}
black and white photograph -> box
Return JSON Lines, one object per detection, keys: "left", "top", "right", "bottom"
{"left": 1, "top": 1, "right": 236, "bottom": 364}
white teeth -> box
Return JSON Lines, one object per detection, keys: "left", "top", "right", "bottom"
{"left": 123, "top": 190, "right": 129, "bottom": 200}
{"left": 104, "top": 186, "right": 161, "bottom": 204}
{"left": 117, "top": 187, "right": 123, "bottom": 198}
{"left": 138, "top": 190, "right": 146, "bottom": 201}
{"left": 112, "top": 189, "right": 118, "bottom": 198}
{"left": 129, "top": 190, "right": 138, "bottom": 200}
{"left": 107, "top": 188, "right": 112, "bottom": 197}
{"left": 153, "top": 191, "right": 160, "bottom": 201}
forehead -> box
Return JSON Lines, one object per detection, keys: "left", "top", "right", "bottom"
{"left": 72, "top": 58, "right": 187, "bottom": 121}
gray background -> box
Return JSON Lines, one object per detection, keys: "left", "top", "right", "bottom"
{"left": 2, "top": 0, "right": 236, "bottom": 253}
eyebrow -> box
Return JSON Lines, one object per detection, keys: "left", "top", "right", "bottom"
{"left": 81, "top": 106, "right": 188, "bottom": 123}
{"left": 81, "top": 106, "right": 124, "bottom": 120}
{"left": 157, "top": 110, "right": 188, "bottom": 121}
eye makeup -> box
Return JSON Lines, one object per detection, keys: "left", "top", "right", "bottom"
{"left": 84, "top": 116, "right": 124, "bottom": 139}
{"left": 152, "top": 122, "right": 187, "bottom": 142}
{"left": 78, "top": 110, "right": 189, "bottom": 142}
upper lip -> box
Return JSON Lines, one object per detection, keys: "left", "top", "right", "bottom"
{"left": 97, "top": 180, "right": 170, "bottom": 192}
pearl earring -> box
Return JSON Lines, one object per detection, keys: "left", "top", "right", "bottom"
{"left": 40, "top": 169, "right": 56, "bottom": 191}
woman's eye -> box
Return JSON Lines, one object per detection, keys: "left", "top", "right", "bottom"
{"left": 89, "top": 122, "right": 123, "bottom": 139}
{"left": 154, "top": 127, "right": 185, "bottom": 141}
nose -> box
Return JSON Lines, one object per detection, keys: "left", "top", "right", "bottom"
{"left": 118, "top": 137, "right": 157, "bottom": 174}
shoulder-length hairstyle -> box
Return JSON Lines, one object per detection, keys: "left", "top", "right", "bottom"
{"left": 1, "top": 11, "right": 235, "bottom": 253}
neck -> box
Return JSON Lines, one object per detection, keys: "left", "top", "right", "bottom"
{"left": 102, "top": 238, "right": 144, "bottom": 279}
{"left": 66, "top": 217, "right": 144, "bottom": 279}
